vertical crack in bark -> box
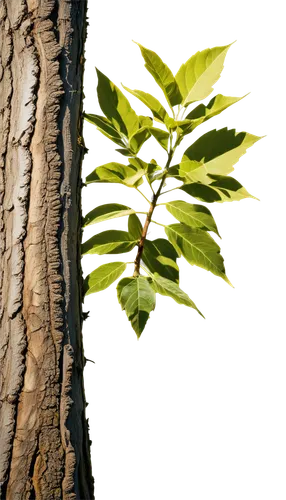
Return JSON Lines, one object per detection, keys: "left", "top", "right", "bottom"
{"left": 57, "top": 2, "right": 93, "bottom": 498}
{"left": 4, "top": 1, "right": 65, "bottom": 497}
{"left": 0, "top": 1, "right": 40, "bottom": 496}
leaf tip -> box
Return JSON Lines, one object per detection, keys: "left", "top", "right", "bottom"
{"left": 129, "top": 36, "right": 138, "bottom": 46}
{"left": 259, "top": 133, "right": 269, "bottom": 142}
{"left": 224, "top": 276, "right": 239, "bottom": 291}
{"left": 231, "top": 35, "right": 240, "bottom": 47}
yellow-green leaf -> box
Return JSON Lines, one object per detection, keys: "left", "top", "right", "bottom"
{"left": 86, "top": 162, "right": 145, "bottom": 188}
{"left": 128, "top": 214, "right": 143, "bottom": 240}
{"left": 84, "top": 113, "right": 126, "bottom": 147}
{"left": 122, "top": 85, "right": 168, "bottom": 123}
{"left": 178, "top": 125, "right": 266, "bottom": 184}
{"left": 163, "top": 116, "right": 177, "bottom": 129}
{"left": 123, "top": 170, "right": 146, "bottom": 187}
{"left": 84, "top": 262, "right": 126, "bottom": 296}
{"left": 166, "top": 200, "right": 220, "bottom": 236}
{"left": 129, "top": 126, "right": 151, "bottom": 154}
{"left": 186, "top": 94, "right": 246, "bottom": 129}
{"left": 148, "top": 159, "right": 161, "bottom": 171}
{"left": 117, "top": 276, "right": 156, "bottom": 337}
{"left": 149, "top": 127, "right": 169, "bottom": 151}
{"left": 142, "top": 238, "right": 179, "bottom": 283}
{"left": 181, "top": 175, "right": 257, "bottom": 203}
{"left": 82, "top": 230, "right": 138, "bottom": 255}
{"left": 128, "top": 157, "right": 148, "bottom": 169}
{"left": 176, "top": 44, "right": 232, "bottom": 106}
{"left": 139, "top": 116, "right": 153, "bottom": 127}
{"left": 134, "top": 42, "right": 182, "bottom": 107}
{"left": 165, "top": 223, "right": 232, "bottom": 285}
{"left": 83, "top": 203, "right": 136, "bottom": 227}
{"left": 96, "top": 68, "right": 139, "bottom": 138}
{"left": 151, "top": 274, "right": 203, "bottom": 317}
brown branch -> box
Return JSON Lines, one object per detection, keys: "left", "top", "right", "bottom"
{"left": 133, "top": 148, "right": 174, "bottom": 277}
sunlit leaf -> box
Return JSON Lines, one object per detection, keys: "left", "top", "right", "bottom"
{"left": 160, "top": 222, "right": 233, "bottom": 287}
{"left": 175, "top": 40, "right": 237, "bottom": 107}
{"left": 159, "top": 199, "right": 219, "bottom": 234}
{"left": 150, "top": 273, "right": 207, "bottom": 321}
{"left": 81, "top": 229, "right": 137, "bottom": 257}
{"left": 83, "top": 111, "right": 127, "bottom": 146}
{"left": 84, "top": 160, "right": 145, "bottom": 189}
{"left": 170, "top": 127, "right": 261, "bottom": 187}
{"left": 118, "top": 82, "right": 167, "bottom": 121}
{"left": 94, "top": 64, "right": 139, "bottom": 137}
{"left": 131, "top": 37, "right": 182, "bottom": 106}
{"left": 126, "top": 214, "right": 143, "bottom": 241}
{"left": 149, "top": 127, "right": 170, "bottom": 152}
{"left": 183, "top": 90, "right": 251, "bottom": 135}
{"left": 129, "top": 126, "right": 151, "bottom": 153}
{"left": 83, "top": 201, "right": 138, "bottom": 227}
{"left": 83, "top": 259, "right": 132, "bottom": 298}
{"left": 115, "top": 276, "right": 158, "bottom": 340}
{"left": 181, "top": 175, "right": 257, "bottom": 203}
{"left": 142, "top": 238, "right": 179, "bottom": 283}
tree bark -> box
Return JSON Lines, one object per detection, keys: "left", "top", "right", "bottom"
{"left": 0, "top": 1, "right": 94, "bottom": 498}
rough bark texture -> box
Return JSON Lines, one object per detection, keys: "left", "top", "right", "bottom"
{"left": 0, "top": 1, "right": 94, "bottom": 498}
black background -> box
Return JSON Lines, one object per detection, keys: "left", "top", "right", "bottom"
{"left": 85, "top": 13, "right": 275, "bottom": 498}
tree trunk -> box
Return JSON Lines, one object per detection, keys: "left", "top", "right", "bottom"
{"left": 0, "top": 1, "right": 94, "bottom": 498}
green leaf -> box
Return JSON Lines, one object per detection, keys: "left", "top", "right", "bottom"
{"left": 167, "top": 163, "right": 186, "bottom": 181}
{"left": 121, "top": 85, "right": 168, "bottom": 123}
{"left": 171, "top": 95, "right": 247, "bottom": 142}
{"left": 146, "top": 159, "right": 162, "bottom": 185}
{"left": 82, "top": 230, "right": 138, "bottom": 255}
{"left": 96, "top": 68, "right": 139, "bottom": 138}
{"left": 84, "top": 262, "right": 126, "bottom": 296}
{"left": 142, "top": 238, "right": 179, "bottom": 283}
{"left": 129, "top": 126, "right": 151, "bottom": 154}
{"left": 86, "top": 162, "right": 145, "bottom": 188}
{"left": 84, "top": 160, "right": 138, "bottom": 185}
{"left": 164, "top": 116, "right": 178, "bottom": 129}
{"left": 175, "top": 44, "right": 232, "bottom": 106}
{"left": 185, "top": 94, "right": 246, "bottom": 129}
{"left": 148, "top": 155, "right": 163, "bottom": 168}
{"left": 83, "top": 203, "right": 136, "bottom": 227}
{"left": 181, "top": 183, "right": 221, "bottom": 203}
{"left": 117, "top": 276, "right": 156, "bottom": 337}
{"left": 165, "top": 224, "right": 231, "bottom": 285}
{"left": 128, "top": 157, "right": 148, "bottom": 173}
{"left": 117, "top": 277, "right": 134, "bottom": 302}
{"left": 149, "top": 159, "right": 160, "bottom": 169}
{"left": 139, "top": 115, "right": 153, "bottom": 127}
{"left": 166, "top": 201, "right": 220, "bottom": 236}
{"left": 134, "top": 42, "right": 182, "bottom": 107}
{"left": 84, "top": 114, "right": 126, "bottom": 147}
{"left": 124, "top": 169, "right": 146, "bottom": 187}
{"left": 183, "top": 128, "right": 261, "bottom": 176}
{"left": 149, "top": 127, "right": 169, "bottom": 151}
{"left": 115, "top": 148, "right": 133, "bottom": 157}
{"left": 173, "top": 119, "right": 193, "bottom": 131}
{"left": 209, "top": 175, "right": 257, "bottom": 202}
{"left": 150, "top": 274, "right": 203, "bottom": 317}
{"left": 179, "top": 175, "right": 263, "bottom": 205}
{"left": 147, "top": 170, "right": 165, "bottom": 190}
{"left": 128, "top": 214, "right": 143, "bottom": 240}
{"left": 167, "top": 165, "right": 263, "bottom": 205}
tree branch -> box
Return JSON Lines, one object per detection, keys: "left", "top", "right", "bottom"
{"left": 133, "top": 146, "right": 175, "bottom": 277}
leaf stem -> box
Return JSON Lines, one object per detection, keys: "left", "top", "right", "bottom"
{"left": 135, "top": 187, "right": 151, "bottom": 206}
{"left": 160, "top": 186, "right": 181, "bottom": 196}
{"left": 133, "top": 132, "right": 176, "bottom": 277}
{"left": 151, "top": 220, "right": 166, "bottom": 227}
